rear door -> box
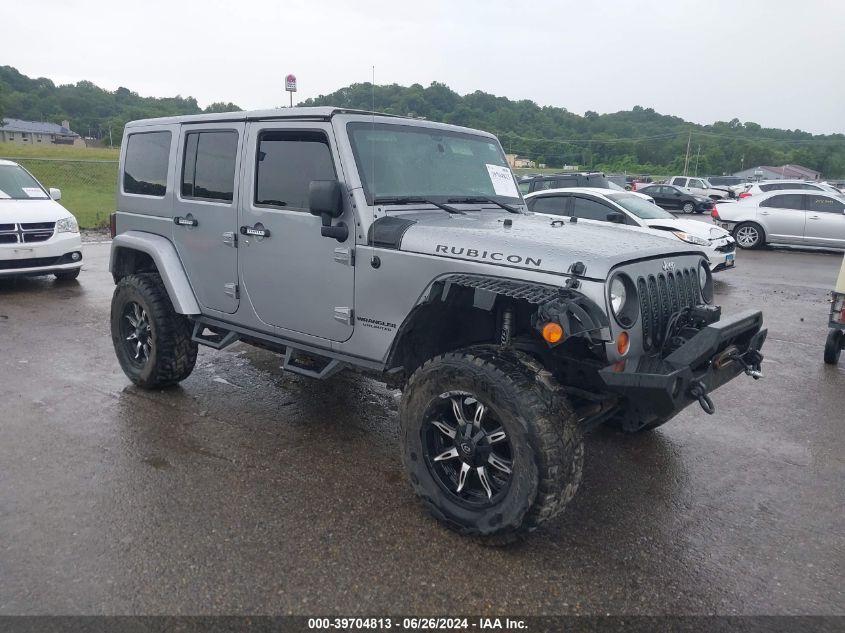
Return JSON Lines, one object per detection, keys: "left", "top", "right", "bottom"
{"left": 238, "top": 121, "right": 355, "bottom": 342}
{"left": 802, "top": 194, "right": 845, "bottom": 247}
{"left": 527, "top": 193, "right": 571, "bottom": 216}
{"left": 172, "top": 123, "right": 244, "bottom": 313}
{"left": 757, "top": 193, "right": 806, "bottom": 243}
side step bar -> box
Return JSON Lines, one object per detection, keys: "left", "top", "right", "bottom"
{"left": 191, "top": 320, "right": 240, "bottom": 350}
{"left": 282, "top": 347, "right": 346, "bottom": 380}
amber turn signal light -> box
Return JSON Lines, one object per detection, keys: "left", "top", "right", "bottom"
{"left": 541, "top": 322, "right": 564, "bottom": 344}
{"left": 616, "top": 331, "right": 630, "bottom": 356}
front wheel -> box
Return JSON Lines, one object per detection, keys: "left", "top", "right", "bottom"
{"left": 400, "top": 348, "right": 583, "bottom": 544}
{"left": 682, "top": 201, "right": 695, "bottom": 214}
{"left": 54, "top": 268, "right": 81, "bottom": 281}
{"left": 824, "top": 329, "right": 843, "bottom": 365}
{"left": 111, "top": 273, "right": 198, "bottom": 389}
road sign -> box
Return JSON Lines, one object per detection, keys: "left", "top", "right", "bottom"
{"left": 285, "top": 74, "right": 297, "bottom": 92}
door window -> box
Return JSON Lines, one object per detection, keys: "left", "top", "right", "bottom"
{"left": 571, "top": 196, "right": 613, "bottom": 221}
{"left": 761, "top": 194, "right": 804, "bottom": 210}
{"left": 530, "top": 195, "right": 569, "bottom": 215}
{"left": 689, "top": 179, "right": 706, "bottom": 189}
{"left": 181, "top": 131, "right": 239, "bottom": 202}
{"left": 255, "top": 131, "right": 336, "bottom": 210}
{"left": 804, "top": 195, "right": 845, "bottom": 214}
{"left": 671, "top": 177, "right": 686, "bottom": 186}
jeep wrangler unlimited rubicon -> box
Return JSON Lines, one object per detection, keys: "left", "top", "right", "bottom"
{"left": 109, "top": 108, "right": 766, "bottom": 543}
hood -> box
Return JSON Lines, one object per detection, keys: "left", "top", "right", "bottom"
{"left": 0, "top": 198, "right": 74, "bottom": 223}
{"left": 643, "top": 218, "right": 729, "bottom": 240}
{"left": 389, "top": 210, "right": 702, "bottom": 280}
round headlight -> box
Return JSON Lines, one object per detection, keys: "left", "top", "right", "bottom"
{"left": 698, "top": 261, "right": 713, "bottom": 303}
{"left": 608, "top": 274, "right": 638, "bottom": 327}
{"left": 610, "top": 277, "right": 626, "bottom": 314}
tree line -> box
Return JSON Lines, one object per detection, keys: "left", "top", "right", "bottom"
{"left": 2, "top": 66, "right": 843, "bottom": 177}
{"left": 0, "top": 65, "right": 240, "bottom": 144}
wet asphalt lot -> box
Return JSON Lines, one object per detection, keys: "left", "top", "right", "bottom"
{"left": 0, "top": 228, "right": 843, "bottom": 616}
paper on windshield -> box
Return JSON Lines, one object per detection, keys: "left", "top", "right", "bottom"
{"left": 0, "top": 189, "right": 10, "bottom": 199}
{"left": 22, "top": 187, "right": 48, "bottom": 198}
{"left": 486, "top": 164, "right": 519, "bottom": 198}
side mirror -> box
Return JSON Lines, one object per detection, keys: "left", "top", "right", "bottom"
{"left": 606, "top": 212, "right": 625, "bottom": 224}
{"left": 309, "top": 180, "right": 343, "bottom": 219}
{"left": 49, "top": 188, "right": 62, "bottom": 201}
{"left": 674, "top": 192, "right": 682, "bottom": 196}
{"left": 308, "top": 180, "right": 348, "bottom": 242}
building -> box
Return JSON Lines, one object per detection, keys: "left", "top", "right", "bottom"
{"left": 732, "top": 164, "right": 820, "bottom": 181}
{"left": 0, "top": 118, "right": 85, "bottom": 147}
{"left": 506, "top": 154, "right": 536, "bottom": 169}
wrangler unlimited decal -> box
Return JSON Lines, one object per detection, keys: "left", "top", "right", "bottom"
{"left": 434, "top": 245, "right": 542, "bottom": 268}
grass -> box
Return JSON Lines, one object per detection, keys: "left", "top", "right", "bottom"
{"left": 1, "top": 143, "right": 119, "bottom": 228}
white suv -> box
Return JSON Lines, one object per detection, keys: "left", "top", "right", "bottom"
{"left": 0, "top": 159, "right": 82, "bottom": 280}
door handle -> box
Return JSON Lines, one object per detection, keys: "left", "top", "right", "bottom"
{"left": 174, "top": 216, "right": 198, "bottom": 227}
{"left": 240, "top": 224, "right": 271, "bottom": 238}
{"left": 808, "top": 215, "right": 820, "bottom": 220}
{"left": 759, "top": 211, "right": 770, "bottom": 215}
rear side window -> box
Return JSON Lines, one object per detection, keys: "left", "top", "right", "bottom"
{"left": 123, "top": 131, "right": 172, "bottom": 196}
{"left": 255, "top": 131, "right": 335, "bottom": 210}
{"left": 571, "top": 196, "right": 613, "bottom": 221}
{"left": 804, "top": 195, "right": 844, "bottom": 213}
{"left": 181, "top": 131, "right": 239, "bottom": 202}
{"left": 530, "top": 195, "right": 569, "bottom": 215}
{"left": 761, "top": 194, "right": 804, "bottom": 210}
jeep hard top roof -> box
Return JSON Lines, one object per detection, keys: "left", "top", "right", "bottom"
{"left": 123, "top": 107, "right": 498, "bottom": 140}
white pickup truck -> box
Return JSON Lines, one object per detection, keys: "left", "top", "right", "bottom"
{"left": 668, "top": 176, "right": 734, "bottom": 200}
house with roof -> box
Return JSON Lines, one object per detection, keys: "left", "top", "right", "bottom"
{"left": 733, "top": 163, "right": 821, "bottom": 181}
{"left": 506, "top": 154, "right": 536, "bottom": 169}
{"left": 0, "top": 118, "right": 85, "bottom": 147}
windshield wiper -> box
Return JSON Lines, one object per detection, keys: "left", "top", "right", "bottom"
{"left": 374, "top": 197, "right": 464, "bottom": 214}
{"left": 447, "top": 197, "right": 521, "bottom": 214}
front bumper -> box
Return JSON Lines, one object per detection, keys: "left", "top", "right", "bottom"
{"left": 707, "top": 240, "right": 736, "bottom": 272}
{"left": 598, "top": 309, "right": 766, "bottom": 418}
{"left": 0, "top": 233, "right": 83, "bottom": 277}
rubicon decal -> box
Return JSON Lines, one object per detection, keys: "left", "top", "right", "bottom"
{"left": 434, "top": 245, "right": 542, "bottom": 268}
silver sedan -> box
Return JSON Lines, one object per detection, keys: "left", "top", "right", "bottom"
{"left": 712, "top": 189, "right": 845, "bottom": 250}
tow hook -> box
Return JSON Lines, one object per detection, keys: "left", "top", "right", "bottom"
{"left": 729, "top": 348, "right": 764, "bottom": 380}
{"left": 689, "top": 381, "right": 715, "bottom": 415}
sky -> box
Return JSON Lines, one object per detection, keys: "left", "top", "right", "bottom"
{"left": 4, "top": 0, "right": 845, "bottom": 134}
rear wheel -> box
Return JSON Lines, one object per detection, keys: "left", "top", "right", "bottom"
{"left": 111, "top": 273, "right": 198, "bottom": 388}
{"left": 682, "top": 201, "right": 695, "bottom": 214}
{"left": 400, "top": 347, "right": 583, "bottom": 545}
{"left": 734, "top": 222, "right": 764, "bottom": 249}
{"left": 824, "top": 329, "right": 843, "bottom": 365}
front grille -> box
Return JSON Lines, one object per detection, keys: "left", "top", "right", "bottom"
{"left": 716, "top": 242, "right": 736, "bottom": 253}
{"left": 638, "top": 267, "right": 700, "bottom": 350}
{"left": 0, "top": 222, "right": 55, "bottom": 244}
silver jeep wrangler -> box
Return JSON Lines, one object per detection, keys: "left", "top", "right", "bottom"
{"left": 109, "top": 108, "right": 766, "bottom": 543}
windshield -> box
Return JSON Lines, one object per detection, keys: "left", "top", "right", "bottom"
{"left": 347, "top": 122, "right": 521, "bottom": 205}
{"left": 606, "top": 181, "right": 624, "bottom": 191}
{"left": 608, "top": 193, "right": 675, "bottom": 219}
{"left": 0, "top": 164, "right": 48, "bottom": 200}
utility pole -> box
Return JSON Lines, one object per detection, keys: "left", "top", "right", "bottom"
{"left": 694, "top": 144, "right": 701, "bottom": 176}
{"left": 683, "top": 131, "right": 692, "bottom": 176}
{"left": 108, "top": 126, "right": 113, "bottom": 148}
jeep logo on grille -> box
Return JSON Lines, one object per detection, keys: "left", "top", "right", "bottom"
{"left": 662, "top": 260, "right": 676, "bottom": 272}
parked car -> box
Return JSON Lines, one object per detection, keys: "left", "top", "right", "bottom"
{"left": 737, "top": 180, "right": 834, "bottom": 200}
{"left": 712, "top": 189, "right": 845, "bottom": 249}
{"left": 518, "top": 172, "right": 611, "bottom": 194}
{"left": 707, "top": 176, "right": 745, "bottom": 188}
{"left": 0, "top": 159, "right": 82, "bottom": 280}
{"left": 525, "top": 188, "right": 737, "bottom": 271}
{"left": 636, "top": 184, "right": 716, "bottom": 214}
{"left": 668, "top": 176, "right": 733, "bottom": 200}
{"left": 108, "top": 107, "right": 766, "bottom": 543}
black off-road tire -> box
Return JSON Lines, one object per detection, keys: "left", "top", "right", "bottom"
{"left": 400, "top": 347, "right": 584, "bottom": 545}
{"left": 54, "top": 268, "right": 81, "bottom": 281}
{"left": 111, "top": 273, "right": 198, "bottom": 389}
{"left": 824, "top": 329, "right": 843, "bottom": 365}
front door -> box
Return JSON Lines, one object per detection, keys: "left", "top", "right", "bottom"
{"left": 802, "top": 194, "right": 845, "bottom": 248}
{"left": 757, "top": 193, "right": 806, "bottom": 244}
{"left": 238, "top": 122, "right": 355, "bottom": 342}
{"left": 172, "top": 123, "right": 244, "bottom": 313}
